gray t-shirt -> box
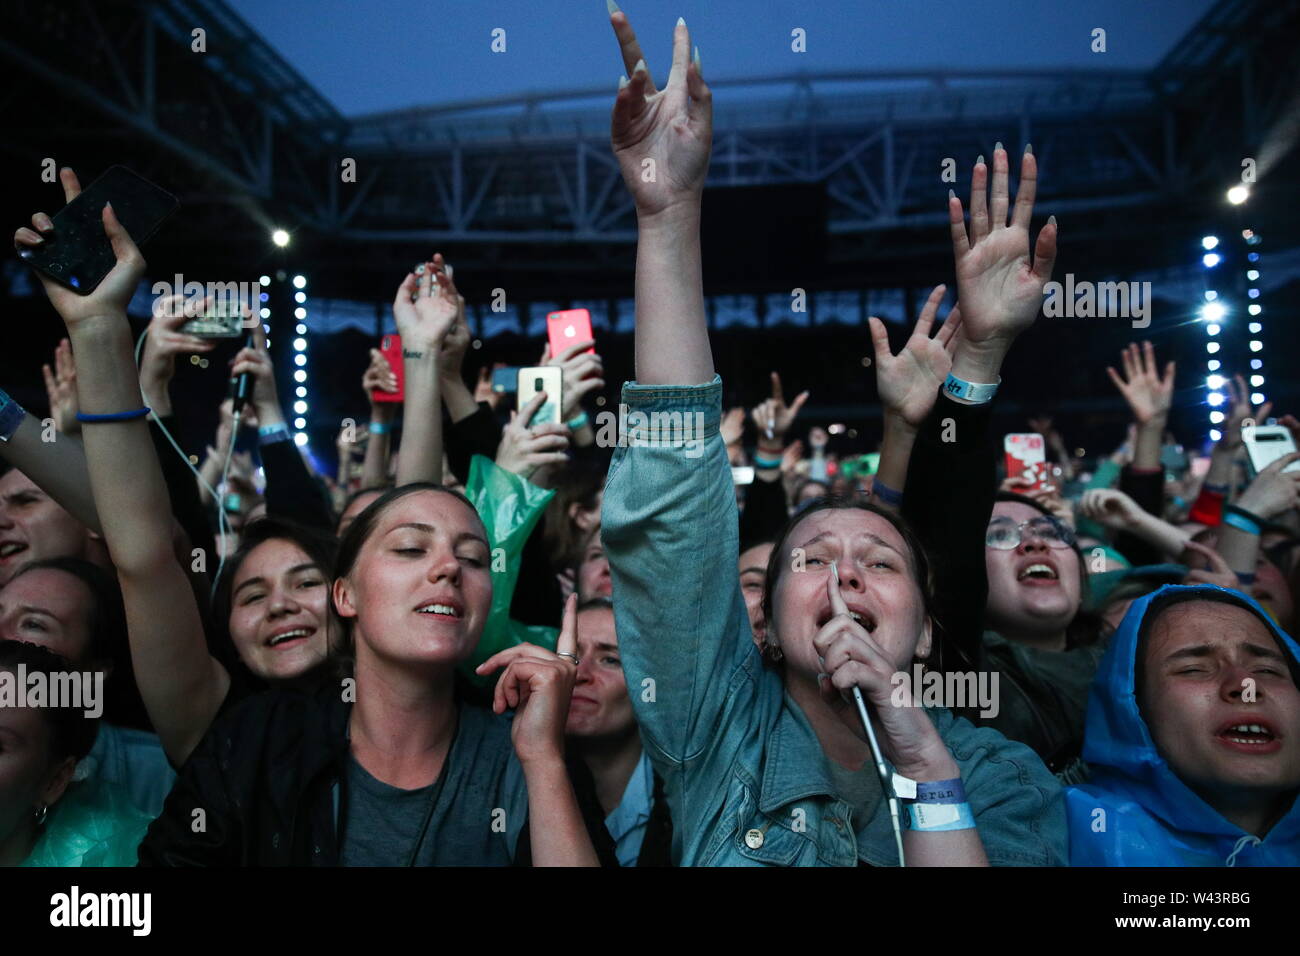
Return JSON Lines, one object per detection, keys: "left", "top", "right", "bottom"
{"left": 338, "top": 703, "right": 527, "bottom": 866}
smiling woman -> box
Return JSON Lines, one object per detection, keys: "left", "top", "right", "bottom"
{"left": 139, "top": 483, "right": 615, "bottom": 866}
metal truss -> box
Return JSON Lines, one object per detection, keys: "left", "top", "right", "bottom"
{"left": 3, "top": 0, "right": 1298, "bottom": 252}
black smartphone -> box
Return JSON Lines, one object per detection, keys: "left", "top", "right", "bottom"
{"left": 19, "top": 166, "right": 178, "bottom": 295}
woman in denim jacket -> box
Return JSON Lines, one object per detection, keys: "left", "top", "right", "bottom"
{"left": 598, "top": 7, "right": 1067, "bottom": 865}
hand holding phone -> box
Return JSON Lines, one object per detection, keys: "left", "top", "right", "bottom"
{"left": 518, "top": 366, "right": 563, "bottom": 427}
{"left": 371, "top": 335, "right": 405, "bottom": 404}
{"left": 546, "top": 309, "right": 595, "bottom": 358}
{"left": 1244, "top": 424, "right": 1300, "bottom": 476}
{"left": 1004, "top": 433, "right": 1048, "bottom": 492}
{"left": 15, "top": 167, "right": 158, "bottom": 324}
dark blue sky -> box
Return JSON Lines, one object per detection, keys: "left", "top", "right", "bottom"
{"left": 228, "top": 0, "right": 1216, "bottom": 116}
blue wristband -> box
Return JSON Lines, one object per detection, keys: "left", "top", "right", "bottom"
{"left": 0, "top": 390, "right": 26, "bottom": 443}
{"left": 257, "top": 423, "right": 292, "bottom": 446}
{"left": 907, "top": 801, "right": 977, "bottom": 832}
{"left": 368, "top": 421, "right": 390, "bottom": 435}
{"left": 76, "top": 407, "right": 151, "bottom": 424}
{"left": 1222, "top": 509, "right": 1261, "bottom": 537}
{"left": 871, "top": 480, "right": 904, "bottom": 507}
{"left": 753, "top": 454, "right": 782, "bottom": 469}
{"left": 943, "top": 373, "right": 1000, "bottom": 404}
{"left": 567, "top": 411, "right": 590, "bottom": 431}
{"left": 912, "top": 777, "right": 967, "bottom": 804}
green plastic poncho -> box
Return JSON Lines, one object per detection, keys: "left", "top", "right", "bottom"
{"left": 20, "top": 778, "right": 153, "bottom": 867}
{"left": 460, "top": 455, "right": 561, "bottom": 685}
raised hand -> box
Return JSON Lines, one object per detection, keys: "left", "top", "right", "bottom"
{"left": 1220, "top": 373, "right": 1270, "bottom": 449}
{"left": 362, "top": 347, "right": 398, "bottom": 399}
{"left": 140, "top": 293, "right": 218, "bottom": 415}
{"left": 608, "top": 8, "right": 712, "bottom": 217}
{"left": 495, "top": 393, "right": 571, "bottom": 481}
{"left": 14, "top": 167, "right": 146, "bottom": 326}
{"left": 750, "top": 372, "right": 810, "bottom": 443}
{"left": 1236, "top": 451, "right": 1300, "bottom": 519}
{"left": 435, "top": 261, "right": 472, "bottom": 378}
{"left": 1181, "top": 540, "right": 1240, "bottom": 590}
{"left": 41, "top": 338, "right": 81, "bottom": 434}
{"left": 1079, "top": 488, "right": 1146, "bottom": 531}
{"left": 948, "top": 146, "right": 1056, "bottom": 348}
{"left": 476, "top": 593, "right": 582, "bottom": 766}
{"left": 1106, "top": 341, "right": 1175, "bottom": 425}
{"left": 870, "top": 286, "right": 962, "bottom": 430}
{"left": 544, "top": 339, "right": 606, "bottom": 422}
{"left": 392, "top": 254, "right": 458, "bottom": 352}
{"left": 229, "top": 319, "right": 284, "bottom": 426}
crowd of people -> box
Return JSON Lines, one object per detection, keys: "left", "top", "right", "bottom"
{"left": 1, "top": 8, "right": 1297, "bottom": 868}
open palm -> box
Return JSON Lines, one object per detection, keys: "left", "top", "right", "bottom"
{"left": 871, "top": 286, "right": 963, "bottom": 429}
{"left": 608, "top": 11, "right": 711, "bottom": 216}
{"left": 948, "top": 147, "right": 1056, "bottom": 346}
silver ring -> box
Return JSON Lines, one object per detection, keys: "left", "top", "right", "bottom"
{"left": 556, "top": 651, "right": 580, "bottom": 666}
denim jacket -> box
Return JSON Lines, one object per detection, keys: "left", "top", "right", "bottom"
{"left": 602, "top": 377, "right": 1067, "bottom": 866}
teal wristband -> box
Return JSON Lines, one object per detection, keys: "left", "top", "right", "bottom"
{"left": 567, "top": 411, "right": 590, "bottom": 430}
{"left": 368, "top": 421, "right": 390, "bottom": 435}
{"left": 753, "top": 454, "right": 782, "bottom": 469}
{"left": 1222, "top": 508, "right": 1261, "bottom": 537}
{"left": 943, "top": 372, "right": 1000, "bottom": 404}
{"left": 907, "top": 801, "right": 977, "bottom": 832}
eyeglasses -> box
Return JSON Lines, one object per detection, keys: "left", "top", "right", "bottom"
{"left": 985, "top": 516, "right": 1075, "bottom": 551}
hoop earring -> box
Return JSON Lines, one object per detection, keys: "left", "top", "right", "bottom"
{"left": 34, "top": 804, "right": 48, "bottom": 827}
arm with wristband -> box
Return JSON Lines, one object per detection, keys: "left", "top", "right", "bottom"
{"left": 14, "top": 169, "right": 229, "bottom": 766}
{"left": 393, "top": 256, "right": 458, "bottom": 486}
{"left": 870, "top": 285, "right": 962, "bottom": 513}
{"left": 359, "top": 347, "right": 398, "bottom": 489}
{"left": 1215, "top": 452, "right": 1300, "bottom": 583}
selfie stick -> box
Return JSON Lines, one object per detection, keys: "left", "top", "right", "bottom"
{"left": 832, "top": 561, "right": 907, "bottom": 867}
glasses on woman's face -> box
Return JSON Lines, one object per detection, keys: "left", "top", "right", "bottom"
{"left": 985, "top": 516, "right": 1075, "bottom": 551}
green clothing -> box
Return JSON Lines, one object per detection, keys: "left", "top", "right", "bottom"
{"left": 21, "top": 778, "right": 153, "bottom": 867}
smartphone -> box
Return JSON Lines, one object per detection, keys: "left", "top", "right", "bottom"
{"left": 180, "top": 300, "right": 244, "bottom": 338}
{"left": 731, "top": 466, "right": 755, "bottom": 485}
{"left": 1244, "top": 425, "right": 1300, "bottom": 476}
{"left": 517, "top": 366, "right": 562, "bottom": 427}
{"left": 19, "top": 166, "right": 178, "bottom": 295}
{"left": 491, "top": 367, "right": 520, "bottom": 395}
{"left": 371, "top": 334, "right": 405, "bottom": 404}
{"left": 546, "top": 309, "right": 595, "bottom": 359}
{"left": 1004, "top": 433, "right": 1048, "bottom": 492}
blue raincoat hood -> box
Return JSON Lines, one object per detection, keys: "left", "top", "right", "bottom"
{"left": 1066, "top": 584, "right": 1300, "bottom": 866}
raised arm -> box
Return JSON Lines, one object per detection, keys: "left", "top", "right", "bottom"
{"left": 609, "top": 9, "right": 713, "bottom": 385}
{"left": 14, "top": 169, "right": 229, "bottom": 765}
{"left": 359, "top": 347, "right": 398, "bottom": 489}
{"left": 393, "top": 257, "right": 458, "bottom": 486}
{"left": 870, "top": 286, "right": 961, "bottom": 509}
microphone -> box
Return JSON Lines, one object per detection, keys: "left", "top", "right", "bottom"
{"left": 229, "top": 330, "right": 255, "bottom": 414}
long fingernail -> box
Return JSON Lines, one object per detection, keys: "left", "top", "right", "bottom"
{"left": 677, "top": 16, "right": 686, "bottom": 27}
{"left": 1048, "top": 214, "right": 1057, "bottom": 226}
{"left": 606, "top": 0, "right": 620, "bottom": 13}
{"left": 975, "top": 154, "right": 983, "bottom": 166}
{"left": 693, "top": 45, "right": 701, "bottom": 70}
{"left": 618, "top": 74, "right": 629, "bottom": 89}
{"left": 633, "top": 57, "right": 647, "bottom": 75}
{"left": 36, "top": 214, "right": 53, "bottom": 231}
{"left": 1024, "top": 143, "right": 1033, "bottom": 155}
{"left": 831, "top": 560, "right": 840, "bottom": 584}
{"left": 994, "top": 141, "right": 1003, "bottom": 151}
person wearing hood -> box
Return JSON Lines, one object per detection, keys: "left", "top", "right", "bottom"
{"left": 1066, "top": 584, "right": 1300, "bottom": 866}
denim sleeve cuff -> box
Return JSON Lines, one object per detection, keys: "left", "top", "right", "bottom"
{"left": 613, "top": 375, "right": 722, "bottom": 446}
